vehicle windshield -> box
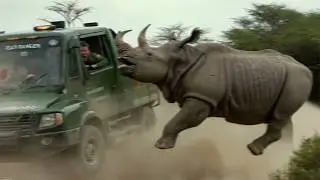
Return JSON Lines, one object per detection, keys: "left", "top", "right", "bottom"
{"left": 0, "top": 36, "right": 61, "bottom": 92}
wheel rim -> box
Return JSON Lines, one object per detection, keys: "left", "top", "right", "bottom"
{"left": 83, "top": 134, "right": 99, "bottom": 166}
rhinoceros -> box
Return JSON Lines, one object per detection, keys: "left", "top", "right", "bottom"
{"left": 116, "top": 24, "right": 313, "bottom": 156}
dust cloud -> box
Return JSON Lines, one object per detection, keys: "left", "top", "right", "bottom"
{"left": 0, "top": 96, "right": 320, "bottom": 180}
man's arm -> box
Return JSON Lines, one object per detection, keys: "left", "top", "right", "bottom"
{"left": 87, "top": 53, "right": 108, "bottom": 70}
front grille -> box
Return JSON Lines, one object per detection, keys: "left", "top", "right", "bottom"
{"left": 0, "top": 114, "right": 36, "bottom": 137}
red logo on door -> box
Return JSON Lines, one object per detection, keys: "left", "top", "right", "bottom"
{"left": 0, "top": 69, "right": 8, "bottom": 80}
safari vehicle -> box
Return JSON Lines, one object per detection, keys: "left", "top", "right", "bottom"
{"left": 0, "top": 21, "right": 160, "bottom": 176}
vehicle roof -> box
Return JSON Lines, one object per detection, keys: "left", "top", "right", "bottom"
{"left": 0, "top": 26, "right": 109, "bottom": 40}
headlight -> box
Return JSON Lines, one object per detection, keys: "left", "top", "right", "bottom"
{"left": 39, "top": 113, "right": 63, "bottom": 129}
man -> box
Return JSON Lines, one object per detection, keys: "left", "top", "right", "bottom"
{"left": 80, "top": 41, "right": 107, "bottom": 70}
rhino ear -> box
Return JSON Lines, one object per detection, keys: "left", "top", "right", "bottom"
{"left": 116, "top": 29, "right": 132, "bottom": 42}
{"left": 168, "top": 32, "right": 177, "bottom": 41}
{"left": 178, "top": 27, "right": 203, "bottom": 48}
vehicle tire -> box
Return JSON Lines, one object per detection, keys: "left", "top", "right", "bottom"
{"left": 66, "top": 125, "right": 107, "bottom": 179}
{"left": 42, "top": 125, "right": 107, "bottom": 180}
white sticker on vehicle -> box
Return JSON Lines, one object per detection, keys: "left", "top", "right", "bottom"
{"left": 5, "top": 43, "right": 41, "bottom": 51}
{"left": 48, "top": 39, "right": 59, "bottom": 46}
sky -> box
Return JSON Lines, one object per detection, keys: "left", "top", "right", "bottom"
{"left": 0, "top": 0, "right": 319, "bottom": 46}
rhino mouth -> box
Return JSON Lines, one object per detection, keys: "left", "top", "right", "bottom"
{"left": 118, "top": 58, "right": 137, "bottom": 76}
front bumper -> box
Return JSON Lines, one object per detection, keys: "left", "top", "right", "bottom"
{"left": 0, "top": 128, "right": 80, "bottom": 162}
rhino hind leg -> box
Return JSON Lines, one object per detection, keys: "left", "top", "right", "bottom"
{"left": 247, "top": 117, "right": 291, "bottom": 155}
{"left": 155, "top": 97, "right": 211, "bottom": 149}
{"left": 247, "top": 66, "right": 312, "bottom": 156}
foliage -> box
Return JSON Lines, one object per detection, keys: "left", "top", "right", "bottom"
{"left": 269, "top": 133, "right": 320, "bottom": 180}
{"left": 149, "top": 23, "right": 214, "bottom": 46}
{"left": 39, "top": 0, "right": 93, "bottom": 27}
{"left": 222, "top": 3, "right": 320, "bottom": 66}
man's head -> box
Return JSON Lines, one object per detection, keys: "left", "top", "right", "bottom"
{"left": 80, "top": 41, "right": 90, "bottom": 60}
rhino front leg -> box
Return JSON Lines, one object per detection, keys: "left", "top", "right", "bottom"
{"left": 155, "top": 98, "right": 211, "bottom": 149}
{"left": 247, "top": 117, "right": 291, "bottom": 155}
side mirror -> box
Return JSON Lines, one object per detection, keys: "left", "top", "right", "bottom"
{"left": 67, "top": 37, "right": 88, "bottom": 84}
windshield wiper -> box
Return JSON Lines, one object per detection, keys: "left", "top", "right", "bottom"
{"left": 19, "top": 73, "right": 48, "bottom": 90}
{"left": 22, "top": 84, "right": 64, "bottom": 94}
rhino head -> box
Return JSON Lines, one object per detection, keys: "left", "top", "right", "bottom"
{"left": 118, "top": 24, "right": 203, "bottom": 84}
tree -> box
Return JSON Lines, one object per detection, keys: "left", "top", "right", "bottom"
{"left": 39, "top": 0, "right": 93, "bottom": 27}
{"left": 221, "top": 3, "right": 320, "bottom": 66}
{"left": 269, "top": 133, "right": 320, "bottom": 180}
{"left": 149, "top": 23, "right": 214, "bottom": 46}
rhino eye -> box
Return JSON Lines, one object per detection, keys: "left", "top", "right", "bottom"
{"left": 147, "top": 52, "right": 152, "bottom": 56}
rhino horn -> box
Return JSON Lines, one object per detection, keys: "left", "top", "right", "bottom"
{"left": 178, "top": 27, "right": 204, "bottom": 48}
{"left": 138, "top": 24, "right": 151, "bottom": 49}
{"left": 116, "top": 30, "right": 132, "bottom": 42}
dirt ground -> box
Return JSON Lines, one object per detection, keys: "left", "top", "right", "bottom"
{"left": 0, "top": 96, "right": 319, "bottom": 180}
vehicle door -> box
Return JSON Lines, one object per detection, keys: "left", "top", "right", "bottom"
{"left": 106, "top": 33, "right": 156, "bottom": 112}
{"left": 79, "top": 33, "right": 121, "bottom": 120}
{"left": 102, "top": 32, "right": 137, "bottom": 113}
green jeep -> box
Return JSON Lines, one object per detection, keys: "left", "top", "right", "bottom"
{"left": 0, "top": 21, "right": 160, "bottom": 176}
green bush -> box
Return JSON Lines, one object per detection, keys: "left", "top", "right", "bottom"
{"left": 270, "top": 133, "right": 320, "bottom": 180}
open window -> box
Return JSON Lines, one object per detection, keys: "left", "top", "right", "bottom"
{"left": 79, "top": 35, "right": 110, "bottom": 73}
